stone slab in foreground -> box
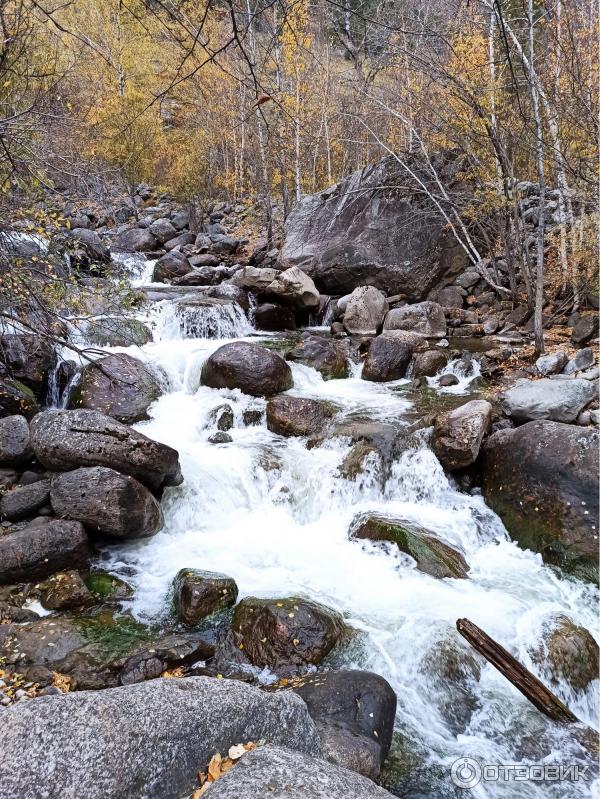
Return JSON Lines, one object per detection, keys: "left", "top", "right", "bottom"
{"left": 0, "top": 677, "right": 320, "bottom": 799}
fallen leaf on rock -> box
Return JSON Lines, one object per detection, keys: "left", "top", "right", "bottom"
{"left": 51, "top": 672, "right": 71, "bottom": 693}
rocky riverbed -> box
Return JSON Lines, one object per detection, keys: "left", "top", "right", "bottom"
{"left": 0, "top": 178, "right": 598, "bottom": 799}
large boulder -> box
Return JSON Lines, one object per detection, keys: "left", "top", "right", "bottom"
{"left": 571, "top": 314, "right": 599, "bottom": 346}
{"left": 266, "top": 396, "right": 335, "bottom": 437}
{"left": 0, "top": 334, "right": 54, "bottom": 394}
{"left": 294, "top": 670, "right": 397, "bottom": 779}
{"left": 231, "top": 596, "right": 347, "bottom": 673}
{"left": 481, "top": 421, "right": 599, "bottom": 581}
{"left": 69, "top": 228, "right": 111, "bottom": 263}
{"left": 286, "top": 334, "right": 348, "bottom": 380}
{"left": 112, "top": 227, "right": 158, "bottom": 253}
{"left": 173, "top": 568, "right": 238, "bottom": 626}
{"left": 431, "top": 399, "right": 492, "bottom": 471}
{"left": 0, "top": 415, "right": 32, "bottom": 465}
{"left": 0, "top": 678, "right": 320, "bottom": 799}
{"left": 203, "top": 745, "right": 394, "bottom": 799}
{"left": 279, "top": 153, "right": 468, "bottom": 299}
{"left": 50, "top": 466, "right": 163, "bottom": 539}
{"left": 232, "top": 265, "right": 280, "bottom": 291}
{"left": 531, "top": 615, "right": 599, "bottom": 694}
{"left": 70, "top": 354, "right": 161, "bottom": 424}
{"left": 499, "top": 378, "right": 596, "bottom": 423}
{"left": 343, "top": 286, "right": 389, "bottom": 335}
{"left": 265, "top": 266, "right": 320, "bottom": 308}
{"left": 153, "top": 251, "right": 192, "bottom": 282}
{"left": 201, "top": 342, "right": 293, "bottom": 397}
{"left": 383, "top": 301, "right": 447, "bottom": 338}
{"left": 0, "top": 518, "right": 90, "bottom": 585}
{"left": 30, "top": 409, "right": 182, "bottom": 492}
{"left": 362, "top": 332, "right": 420, "bottom": 382}
{"left": 411, "top": 349, "right": 448, "bottom": 377}
{"left": 536, "top": 351, "right": 568, "bottom": 376}
{"left": 0, "top": 377, "right": 39, "bottom": 419}
{"left": 148, "top": 217, "right": 178, "bottom": 244}
{"left": 350, "top": 514, "right": 469, "bottom": 579}
{"left": 0, "top": 478, "right": 50, "bottom": 521}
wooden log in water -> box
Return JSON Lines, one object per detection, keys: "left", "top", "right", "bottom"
{"left": 456, "top": 618, "right": 578, "bottom": 724}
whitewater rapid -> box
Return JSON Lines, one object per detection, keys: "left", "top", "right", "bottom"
{"left": 79, "top": 255, "right": 598, "bottom": 798}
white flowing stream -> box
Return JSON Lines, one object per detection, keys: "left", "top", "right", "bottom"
{"left": 74, "top": 255, "right": 598, "bottom": 798}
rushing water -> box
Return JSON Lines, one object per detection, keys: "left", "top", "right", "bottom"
{"left": 78, "top": 254, "right": 598, "bottom": 798}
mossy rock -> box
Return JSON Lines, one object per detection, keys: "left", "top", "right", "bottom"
{"left": 84, "top": 570, "right": 133, "bottom": 602}
{"left": 75, "top": 611, "right": 151, "bottom": 661}
{"left": 83, "top": 317, "right": 152, "bottom": 347}
{"left": 350, "top": 514, "right": 469, "bottom": 579}
{"left": 0, "top": 378, "right": 39, "bottom": 419}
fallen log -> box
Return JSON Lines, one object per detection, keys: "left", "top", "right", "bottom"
{"left": 456, "top": 618, "right": 578, "bottom": 724}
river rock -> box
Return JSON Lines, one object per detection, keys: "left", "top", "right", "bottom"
{"left": 254, "top": 302, "right": 297, "bottom": 331}
{"left": 0, "top": 415, "right": 31, "bottom": 465}
{"left": 571, "top": 314, "right": 599, "bottom": 346}
{"left": 411, "top": 350, "right": 448, "bottom": 378}
{"left": 499, "top": 377, "right": 595, "bottom": 423}
{"left": 328, "top": 420, "right": 400, "bottom": 467}
{"left": 82, "top": 317, "right": 152, "bottom": 347}
{"left": 0, "top": 678, "right": 320, "bottom": 799}
{"left": 201, "top": 342, "right": 293, "bottom": 397}
{"left": 204, "top": 745, "right": 394, "bottom": 799}
{"left": 562, "top": 347, "right": 595, "bottom": 375}
{"left": 265, "top": 266, "right": 320, "bottom": 308}
{"left": 0, "top": 518, "right": 90, "bottom": 585}
{"left": 148, "top": 217, "right": 178, "bottom": 244}
{"left": 531, "top": 615, "right": 599, "bottom": 693}
{"left": 362, "top": 331, "right": 421, "bottom": 382}
{"left": 383, "top": 301, "right": 447, "bottom": 338}
{"left": 30, "top": 409, "right": 182, "bottom": 492}
{"left": 50, "top": 466, "right": 162, "bottom": 539}
{"left": 279, "top": 153, "right": 468, "bottom": 299}
{"left": 338, "top": 441, "right": 383, "bottom": 482}
{"left": 153, "top": 251, "right": 192, "bottom": 282}
{"left": 431, "top": 399, "right": 492, "bottom": 471}
{"left": 70, "top": 227, "right": 110, "bottom": 263}
{"left": 70, "top": 353, "right": 161, "bottom": 424}
{"left": 294, "top": 670, "right": 397, "bottom": 779}
{"left": 481, "top": 421, "right": 599, "bottom": 581}
{"left": 0, "top": 377, "right": 39, "bottom": 419}
{"left": 536, "top": 351, "right": 568, "bottom": 376}
{"left": 112, "top": 227, "right": 158, "bottom": 253}
{"left": 266, "top": 396, "right": 335, "bottom": 437}
{"left": 38, "top": 570, "right": 94, "bottom": 611}
{"left": 174, "top": 568, "right": 238, "bottom": 626}
{"left": 231, "top": 596, "right": 347, "bottom": 672}
{"left": 350, "top": 514, "right": 469, "bottom": 579}
{"left": 0, "top": 333, "right": 54, "bottom": 394}
{"left": 286, "top": 334, "right": 348, "bottom": 379}
{"left": 0, "top": 478, "right": 50, "bottom": 521}
{"left": 232, "top": 265, "right": 280, "bottom": 291}
{"left": 343, "top": 286, "right": 389, "bottom": 335}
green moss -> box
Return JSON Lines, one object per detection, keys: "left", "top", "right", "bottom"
{"left": 84, "top": 571, "right": 133, "bottom": 600}
{"left": 75, "top": 612, "right": 150, "bottom": 660}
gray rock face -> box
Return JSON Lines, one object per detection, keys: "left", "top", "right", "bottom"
{"left": 165, "top": 232, "right": 195, "bottom": 251}
{"left": 571, "top": 314, "right": 599, "bottom": 346}
{"left": 286, "top": 335, "right": 349, "bottom": 380}
{"left": 203, "top": 745, "right": 394, "bottom": 799}
{"left": 70, "top": 228, "right": 111, "bottom": 263}
{"left": 201, "top": 342, "right": 293, "bottom": 397}
{"left": 0, "top": 415, "right": 31, "bottom": 465}
{"left": 481, "top": 421, "right": 599, "bottom": 582}
{"left": 431, "top": 399, "right": 492, "bottom": 471}
{"left": 112, "top": 227, "right": 158, "bottom": 253}
{"left": 265, "top": 266, "right": 320, "bottom": 308}
{"left": 0, "top": 478, "right": 50, "bottom": 521}
{"left": 30, "top": 409, "right": 182, "bottom": 492}
{"left": 383, "top": 301, "right": 447, "bottom": 338}
{"left": 562, "top": 347, "right": 595, "bottom": 375}
{"left": 70, "top": 353, "right": 161, "bottom": 424}
{"left": 362, "top": 332, "right": 421, "bottom": 382}
{"left": 50, "top": 466, "right": 162, "bottom": 539}
{"left": 343, "top": 286, "right": 389, "bottom": 335}
{"left": 536, "top": 351, "right": 568, "bottom": 376}
{"left": 0, "top": 678, "right": 320, "bottom": 799}
{"left": 0, "top": 518, "right": 90, "bottom": 585}
{"left": 294, "top": 670, "right": 397, "bottom": 780}
{"left": 0, "top": 334, "right": 54, "bottom": 394}
{"left": 411, "top": 350, "right": 448, "bottom": 377}
{"left": 279, "top": 154, "right": 468, "bottom": 299}
{"left": 499, "top": 377, "right": 595, "bottom": 423}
